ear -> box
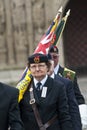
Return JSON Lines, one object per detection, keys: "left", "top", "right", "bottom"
{"left": 47, "top": 62, "right": 51, "bottom": 72}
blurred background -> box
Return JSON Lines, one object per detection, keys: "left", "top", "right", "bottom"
{"left": 0, "top": 0, "right": 87, "bottom": 103}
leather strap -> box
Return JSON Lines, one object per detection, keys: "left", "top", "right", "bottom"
{"left": 31, "top": 103, "right": 46, "bottom": 130}
{"left": 29, "top": 85, "right": 57, "bottom": 130}
{"left": 44, "top": 115, "right": 57, "bottom": 128}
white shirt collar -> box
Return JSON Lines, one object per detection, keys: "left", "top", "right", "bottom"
{"left": 54, "top": 63, "right": 59, "bottom": 74}
{"left": 34, "top": 75, "right": 48, "bottom": 89}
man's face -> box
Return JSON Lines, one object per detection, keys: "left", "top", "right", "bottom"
{"left": 29, "top": 62, "right": 48, "bottom": 81}
{"left": 50, "top": 52, "right": 59, "bottom": 68}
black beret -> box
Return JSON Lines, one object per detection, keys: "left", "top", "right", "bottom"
{"left": 28, "top": 53, "right": 48, "bottom": 64}
{"left": 48, "top": 45, "right": 59, "bottom": 53}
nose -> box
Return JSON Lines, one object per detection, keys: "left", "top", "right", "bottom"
{"left": 35, "top": 66, "right": 39, "bottom": 71}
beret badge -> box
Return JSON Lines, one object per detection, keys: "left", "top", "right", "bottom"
{"left": 54, "top": 47, "right": 57, "bottom": 52}
{"left": 34, "top": 56, "right": 40, "bottom": 63}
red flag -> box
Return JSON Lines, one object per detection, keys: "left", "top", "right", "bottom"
{"left": 34, "top": 32, "right": 55, "bottom": 54}
{"left": 34, "top": 7, "right": 62, "bottom": 54}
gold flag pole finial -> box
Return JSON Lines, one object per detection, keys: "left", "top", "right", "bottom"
{"left": 66, "top": 9, "right": 70, "bottom": 17}
{"left": 64, "top": 9, "right": 71, "bottom": 21}
{"left": 54, "top": 6, "right": 63, "bottom": 21}
{"left": 58, "top": 6, "right": 63, "bottom": 13}
{"left": 56, "top": 6, "right": 63, "bottom": 13}
{"left": 51, "top": 6, "right": 63, "bottom": 33}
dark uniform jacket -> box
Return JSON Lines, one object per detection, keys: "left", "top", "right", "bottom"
{"left": 57, "top": 65, "right": 85, "bottom": 105}
{"left": 54, "top": 74, "right": 82, "bottom": 130}
{"left": 0, "top": 82, "right": 24, "bottom": 130}
{"left": 19, "top": 76, "right": 73, "bottom": 130}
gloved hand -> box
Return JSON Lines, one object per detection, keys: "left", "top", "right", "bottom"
{"left": 79, "top": 104, "right": 87, "bottom": 129}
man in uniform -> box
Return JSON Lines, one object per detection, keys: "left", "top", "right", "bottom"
{"left": 48, "top": 45, "right": 87, "bottom": 129}
{"left": 48, "top": 45, "right": 85, "bottom": 105}
{"left": 47, "top": 54, "right": 82, "bottom": 130}
{"left": 19, "top": 53, "right": 73, "bottom": 130}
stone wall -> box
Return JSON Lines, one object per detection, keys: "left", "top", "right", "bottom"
{"left": 0, "top": 0, "right": 69, "bottom": 70}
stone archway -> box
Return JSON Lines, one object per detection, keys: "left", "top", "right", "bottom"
{"left": 63, "top": 0, "right": 87, "bottom": 76}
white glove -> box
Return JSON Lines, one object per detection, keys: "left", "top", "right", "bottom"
{"left": 79, "top": 104, "right": 87, "bottom": 129}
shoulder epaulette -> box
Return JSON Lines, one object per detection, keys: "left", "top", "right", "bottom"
{"left": 63, "top": 67, "right": 76, "bottom": 81}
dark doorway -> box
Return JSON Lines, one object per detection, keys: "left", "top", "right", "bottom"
{"left": 63, "top": 0, "right": 87, "bottom": 76}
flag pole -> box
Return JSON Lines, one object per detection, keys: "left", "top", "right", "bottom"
{"left": 56, "top": 9, "right": 71, "bottom": 46}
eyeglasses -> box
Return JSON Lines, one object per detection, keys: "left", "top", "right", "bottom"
{"left": 30, "top": 64, "right": 46, "bottom": 70}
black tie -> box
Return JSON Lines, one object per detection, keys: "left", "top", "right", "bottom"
{"left": 37, "top": 82, "right": 42, "bottom": 91}
{"left": 36, "top": 82, "right": 42, "bottom": 99}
